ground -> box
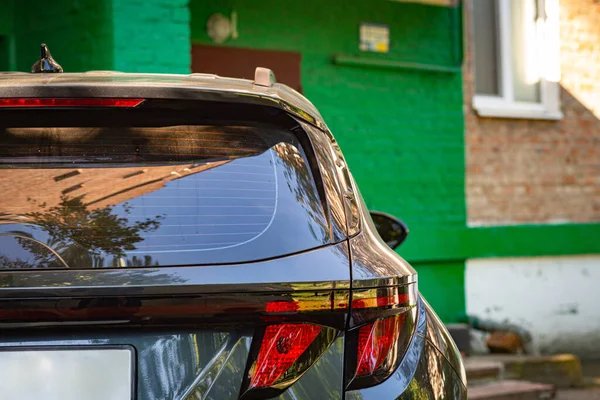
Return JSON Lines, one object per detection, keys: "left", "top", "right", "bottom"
{"left": 557, "top": 388, "right": 600, "bottom": 399}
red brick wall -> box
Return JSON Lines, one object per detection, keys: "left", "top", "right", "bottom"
{"left": 464, "top": 0, "right": 600, "bottom": 226}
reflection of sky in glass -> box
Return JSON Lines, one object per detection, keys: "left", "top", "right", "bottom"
{"left": 124, "top": 149, "right": 277, "bottom": 254}
{"left": 0, "top": 236, "right": 38, "bottom": 260}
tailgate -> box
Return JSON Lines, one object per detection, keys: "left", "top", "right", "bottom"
{"left": 0, "top": 99, "right": 350, "bottom": 399}
{"left": 0, "top": 243, "right": 350, "bottom": 400}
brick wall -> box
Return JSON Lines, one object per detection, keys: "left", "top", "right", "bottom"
{"left": 112, "top": 0, "right": 190, "bottom": 73}
{"left": 464, "top": 0, "right": 600, "bottom": 226}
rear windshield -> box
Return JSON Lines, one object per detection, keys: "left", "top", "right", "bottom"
{"left": 0, "top": 107, "right": 329, "bottom": 269}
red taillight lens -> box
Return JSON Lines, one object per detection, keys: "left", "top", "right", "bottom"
{"left": 265, "top": 301, "right": 301, "bottom": 313}
{"left": 249, "top": 323, "right": 322, "bottom": 389}
{"left": 346, "top": 283, "right": 418, "bottom": 390}
{"left": 0, "top": 98, "right": 145, "bottom": 107}
{"left": 356, "top": 314, "right": 406, "bottom": 376}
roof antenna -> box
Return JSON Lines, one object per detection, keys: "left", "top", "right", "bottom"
{"left": 31, "top": 43, "right": 63, "bottom": 73}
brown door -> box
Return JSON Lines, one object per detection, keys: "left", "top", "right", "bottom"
{"left": 191, "top": 45, "right": 302, "bottom": 93}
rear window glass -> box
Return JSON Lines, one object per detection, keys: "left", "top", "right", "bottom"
{"left": 0, "top": 118, "right": 330, "bottom": 269}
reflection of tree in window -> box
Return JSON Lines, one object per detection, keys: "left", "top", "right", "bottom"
{"left": 125, "top": 255, "right": 160, "bottom": 267}
{"left": 0, "top": 254, "right": 49, "bottom": 270}
{"left": 0, "top": 234, "right": 66, "bottom": 269}
{"left": 273, "top": 143, "right": 328, "bottom": 240}
{"left": 20, "top": 196, "right": 163, "bottom": 269}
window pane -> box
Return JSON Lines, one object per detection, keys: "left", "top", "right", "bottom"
{"left": 511, "top": 0, "right": 541, "bottom": 103}
{"left": 473, "top": 0, "right": 501, "bottom": 96}
{"left": 0, "top": 108, "right": 331, "bottom": 268}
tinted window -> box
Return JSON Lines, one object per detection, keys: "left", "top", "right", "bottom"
{"left": 0, "top": 117, "right": 329, "bottom": 269}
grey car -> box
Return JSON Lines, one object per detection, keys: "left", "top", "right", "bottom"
{"left": 0, "top": 48, "right": 466, "bottom": 399}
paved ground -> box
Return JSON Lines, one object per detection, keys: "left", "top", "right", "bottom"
{"left": 557, "top": 388, "right": 600, "bottom": 399}
{"left": 556, "top": 361, "right": 600, "bottom": 399}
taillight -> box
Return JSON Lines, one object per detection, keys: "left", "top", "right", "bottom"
{"left": 0, "top": 98, "right": 145, "bottom": 107}
{"left": 346, "top": 283, "right": 418, "bottom": 390}
{"left": 241, "top": 323, "right": 338, "bottom": 399}
{"left": 0, "top": 290, "right": 349, "bottom": 325}
{"left": 265, "top": 292, "right": 347, "bottom": 313}
{"left": 356, "top": 314, "right": 406, "bottom": 376}
{"left": 249, "top": 324, "right": 322, "bottom": 388}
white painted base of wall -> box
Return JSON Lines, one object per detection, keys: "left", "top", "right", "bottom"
{"left": 466, "top": 255, "right": 600, "bottom": 358}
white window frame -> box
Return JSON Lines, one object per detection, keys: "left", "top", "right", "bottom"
{"left": 472, "top": 0, "right": 563, "bottom": 120}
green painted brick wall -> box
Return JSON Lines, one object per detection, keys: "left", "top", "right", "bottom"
{"left": 0, "top": 0, "right": 15, "bottom": 71}
{"left": 416, "top": 262, "right": 465, "bottom": 323}
{"left": 0, "top": 0, "right": 13, "bottom": 36}
{"left": 0, "top": 0, "right": 191, "bottom": 73}
{"left": 11, "top": 0, "right": 113, "bottom": 72}
{"left": 0, "top": 0, "right": 14, "bottom": 41}
{"left": 112, "top": 0, "right": 190, "bottom": 73}
{"left": 190, "top": 0, "right": 466, "bottom": 322}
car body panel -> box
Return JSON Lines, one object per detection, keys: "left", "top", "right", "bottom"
{"left": 422, "top": 296, "right": 468, "bottom": 385}
{"left": 0, "top": 242, "right": 352, "bottom": 299}
{"left": 349, "top": 222, "right": 417, "bottom": 288}
{"left": 0, "top": 244, "right": 351, "bottom": 335}
{"left": 398, "top": 341, "right": 467, "bottom": 399}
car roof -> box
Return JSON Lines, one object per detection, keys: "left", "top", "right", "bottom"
{"left": 0, "top": 71, "right": 326, "bottom": 129}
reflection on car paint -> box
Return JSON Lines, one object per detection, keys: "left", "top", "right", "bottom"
{"left": 400, "top": 342, "right": 467, "bottom": 399}
{"left": 277, "top": 335, "right": 345, "bottom": 400}
{"left": 349, "top": 212, "right": 417, "bottom": 287}
{"left": 181, "top": 335, "right": 251, "bottom": 400}
{"left": 300, "top": 122, "right": 348, "bottom": 243}
{"left": 422, "top": 296, "right": 468, "bottom": 385}
{"left": 0, "top": 241, "right": 352, "bottom": 299}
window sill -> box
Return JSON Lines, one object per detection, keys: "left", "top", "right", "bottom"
{"left": 473, "top": 97, "right": 563, "bottom": 121}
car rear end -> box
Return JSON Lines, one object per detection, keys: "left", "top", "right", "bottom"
{"left": 0, "top": 74, "right": 464, "bottom": 399}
